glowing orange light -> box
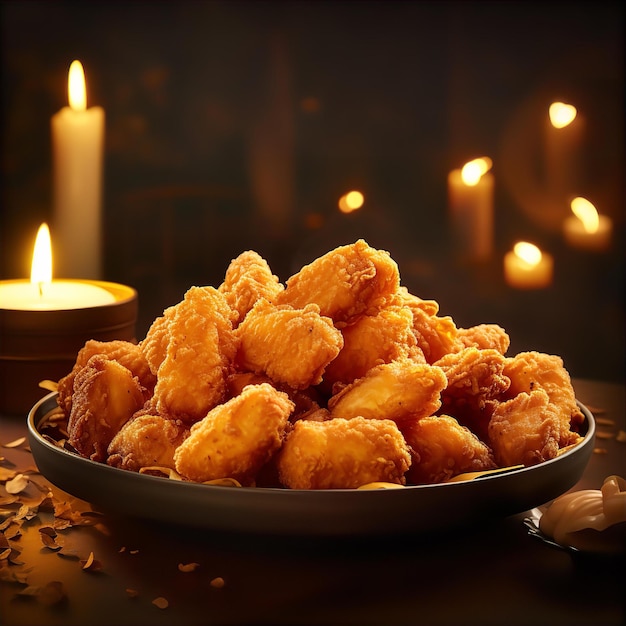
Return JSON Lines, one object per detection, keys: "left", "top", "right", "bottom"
{"left": 549, "top": 102, "right": 576, "bottom": 129}
{"left": 68, "top": 60, "right": 87, "bottom": 111}
{"left": 30, "top": 223, "right": 53, "bottom": 290}
{"left": 513, "top": 241, "right": 542, "bottom": 267}
{"left": 460, "top": 157, "right": 492, "bottom": 186}
{"left": 570, "top": 197, "right": 599, "bottom": 234}
{"left": 338, "top": 190, "right": 365, "bottom": 214}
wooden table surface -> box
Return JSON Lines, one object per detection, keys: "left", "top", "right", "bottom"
{"left": 1, "top": 378, "right": 625, "bottom": 626}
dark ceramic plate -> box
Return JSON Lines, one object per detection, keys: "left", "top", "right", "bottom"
{"left": 28, "top": 392, "right": 595, "bottom": 536}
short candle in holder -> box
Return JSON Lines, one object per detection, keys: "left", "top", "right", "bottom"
{"left": 0, "top": 224, "right": 137, "bottom": 415}
{"left": 563, "top": 197, "right": 613, "bottom": 251}
{"left": 504, "top": 241, "right": 553, "bottom": 289}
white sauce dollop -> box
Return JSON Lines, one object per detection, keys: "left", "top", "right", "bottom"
{"left": 539, "top": 475, "right": 626, "bottom": 552}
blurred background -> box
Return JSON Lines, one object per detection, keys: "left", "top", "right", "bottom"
{"left": 1, "top": 1, "right": 624, "bottom": 382}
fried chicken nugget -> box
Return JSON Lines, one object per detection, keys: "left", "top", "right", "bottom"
{"left": 173, "top": 382, "right": 294, "bottom": 485}
{"left": 328, "top": 358, "right": 447, "bottom": 423}
{"left": 276, "top": 239, "right": 399, "bottom": 327}
{"left": 400, "top": 415, "right": 496, "bottom": 484}
{"left": 392, "top": 286, "right": 461, "bottom": 362}
{"left": 390, "top": 286, "right": 440, "bottom": 316}
{"left": 435, "top": 347, "right": 511, "bottom": 443}
{"left": 67, "top": 355, "right": 148, "bottom": 462}
{"left": 322, "top": 305, "right": 425, "bottom": 389}
{"left": 140, "top": 305, "right": 176, "bottom": 376}
{"left": 276, "top": 416, "right": 411, "bottom": 489}
{"left": 218, "top": 250, "right": 284, "bottom": 326}
{"left": 57, "top": 339, "right": 156, "bottom": 416}
{"left": 234, "top": 300, "right": 343, "bottom": 390}
{"left": 226, "top": 371, "right": 324, "bottom": 422}
{"left": 503, "top": 351, "right": 584, "bottom": 446}
{"left": 456, "top": 323, "right": 510, "bottom": 355}
{"left": 153, "top": 286, "right": 238, "bottom": 423}
{"left": 107, "top": 414, "right": 189, "bottom": 472}
{"left": 488, "top": 388, "right": 561, "bottom": 466}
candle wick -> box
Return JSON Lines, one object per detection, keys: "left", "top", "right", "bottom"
{"left": 38, "top": 282, "right": 43, "bottom": 297}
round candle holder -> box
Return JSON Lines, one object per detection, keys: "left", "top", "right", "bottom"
{"left": 0, "top": 280, "right": 137, "bottom": 416}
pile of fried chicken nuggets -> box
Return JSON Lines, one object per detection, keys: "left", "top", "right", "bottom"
{"left": 56, "top": 239, "right": 585, "bottom": 490}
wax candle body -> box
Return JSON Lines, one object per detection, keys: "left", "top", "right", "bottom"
{"left": 447, "top": 170, "right": 494, "bottom": 261}
{"left": 544, "top": 114, "right": 584, "bottom": 207}
{"left": 563, "top": 215, "right": 612, "bottom": 251}
{"left": 0, "top": 279, "right": 115, "bottom": 311}
{"left": 504, "top": 250, "right": 553, "bottom": 289}
{"left": 51, "top": 105, "right": 105, "bottom": 279}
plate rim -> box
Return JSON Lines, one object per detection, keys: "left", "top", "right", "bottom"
{"left": 26, "top": 391, "right": 596, "bottom": 535}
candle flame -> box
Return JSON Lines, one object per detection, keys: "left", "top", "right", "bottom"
{"left": 68, "top": 60, "right": 87, "bottom": 111}
{"left": 338, "top": 190, "right": 365, "bottom": 214}
{"left": 549, "top": 102, "right": 577, "bottom": 129}
{"left": 30, "top": 223, "right": 53, "bottom": 288}
{"left": 570, "top": 197, "right": 599, "bottom": 234}
{"left": 513, "top": 241, "right": 542, "bottom": 267}
{"left": 461, "top": 157, "right": 493, "bottom": 186}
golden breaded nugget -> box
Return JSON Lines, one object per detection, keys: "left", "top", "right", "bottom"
{"left": 435, "top": 347, "right": 511, "bottom": 443}
{"left": 58, "top": 339, "right": 155, "bottom": 416}
{"left": 322, "top": 305, "right": 425, "bottom": 389}
{"left": 276, "top": 416, "right": 411, "bottom": 489}
{"left": 328, "top": 358, "right": 447, "bottom": 423}
{"left": 67, "top": 355, "right": 148, "bottom": 462}
{"left": 276, "top": 239, "right": 399, "bottom": 327}
{"left": 235, "top": 300, "right": 343, "bottom": 390}
{"left": 218, "top": 250, "right": 284, "bottom": 326}
{"left": 488, "top": 388, "right": 561, "bottom": 466}
{"left": 107, "top": 414, "right": 188, "bottom": 472}
{"left": 140, "top": 306, "right": 176, "bottom": 376}
{"left": 503, "top": 351, "right": 584, "bottom": 446}
{"left": 174, "top": 383, "right": 294, "bottom": 485}
{"left": 456, "top": 323, "right": 510, "bottom": 355}
{"left": 400, "top": 414, "right": 496, "bottom": 484}
{"left": 153, "top": 286, "right": 238, "bottom": 423}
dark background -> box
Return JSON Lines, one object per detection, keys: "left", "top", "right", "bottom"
{"left": 1, "top": 0, "right": 624, "bottom": 382}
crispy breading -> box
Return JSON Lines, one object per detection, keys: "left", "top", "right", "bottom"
{"left": 57, "top": 339, "right": 155, "bottom": 416}
{"left": 55, "top": 241, "right": 586, "bottom": 489}
{"left": 173, "top": 382, "right": 294, "bottom": 485}
{"left": 503, "top": 351, "right": 584, "bottom": 446}
{"left": 107, "top": 414, "right": 189, "bottom": 472}
{"left": 153, "top": 286, "right": 238, "bottom": 423}
{"left": 435, "top": 347, "right": 511, "bottom": 442}
{"left": 140, "top": 306, "right": 176, "bottom": 376}
{"left": 234, "top": 300, "right": 343, "bottom": 389}
{"left": 67, "top": 355, "right": 148, "bottom": 462}
{"left": 225, "top": 370, "right": 324, "bottom": 421}
{"left": 322, "top": 305, "right": 425, "bottom": 389}
{"left": 456, "top": 323, "right": 510, "bottom": 355}
{"left": 391, "top": 285, "right": 440, "bottom": 316}
{"left": 488, "top": 389, "right": 561, "bottom": 466}
{"left": 408, "top": 306, "right": 460, "bottom": 363}
{"left": 328, "top": 358, "right": 447, "bottom": 422}
{"left": 218, "top": 250, "right": 284, "bottom": 326}
{"left": 400, "top": 415, "right": 496, "bottom": 484}
{"left": 276, "top": 239, "right": 400, "bottom": 327}
{"left": 276, "top": 416, "right": 411, "bottom": 489}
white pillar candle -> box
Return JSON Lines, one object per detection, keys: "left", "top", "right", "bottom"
{"left": 51, "top": 60, "right": 105, "bottom": 279}
{"left": 504, "top": 241, "right": 553, "bottom": 289}
{"left": 447, "top": 158, "right": 494, "bottom": 262}
{"left": 544, "top": 102, "right": 583, "bottom": 207}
